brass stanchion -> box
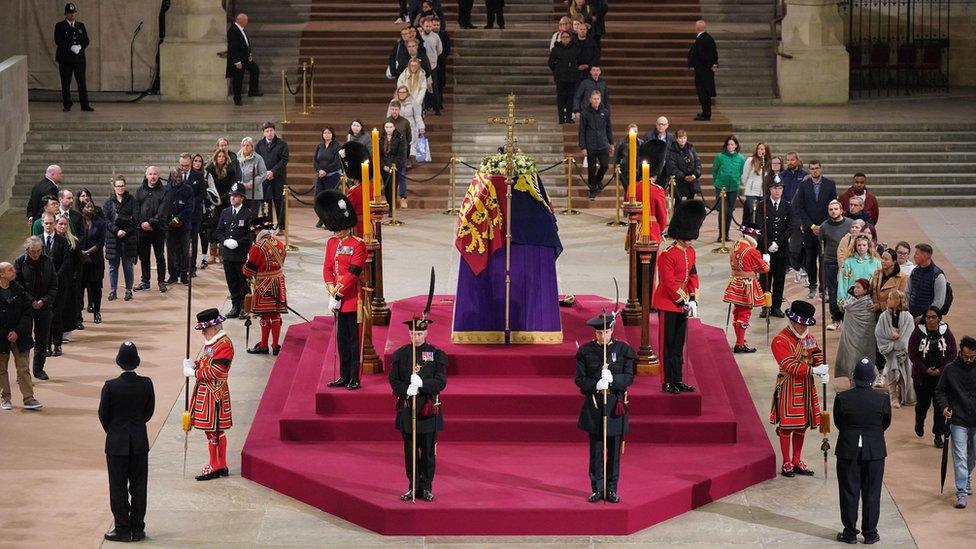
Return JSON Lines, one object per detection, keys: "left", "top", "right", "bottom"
{"left": 607, "top": 165, "right": 626, "bottom": 226}
{"left": 282, "top": 185, "right": 298, "bottom": 251}
{"left": 712, "top": 187, "right": 731, "bottom": 254}
{"left": 560, "top": 155, "right": 580, "bottom": 215}
{"left": 384, "top": 164, "right": 404, "bottom": 226}
{"left": 339, "top": 172, "right": 349, "bottom": 195}
{"left": 300, "top": 62, "right": 309, "bottom": 116}
{"left": 443, "top": 156, "right": 459, "bottom": 215}
{"left": 309, "top": 57, "right": 315, "bottom": 110}
{"left": 666, "top": 175, "right": 676, "bottom": 219}
{"left": 279, "top": 69, "right": 290, "bottom": 124}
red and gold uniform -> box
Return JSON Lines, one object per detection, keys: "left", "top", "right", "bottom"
{"left": 242, "top": 232, "right": 287, "bottom": 353}
{"left": 633, "top": 181, "right": 669, "bottom": 244}
{"left": 324, "top": 231, "right": 367, "bottom": 384}
{"left": 723, "top": 237, "right": 770, "bottom": 349}
{"left": 770, "top": 322, "right": 824, "bottom": 475}
{"left": 652, "top": 241, "right": 698, "bottom": 391}
{"left": 345, "top": 183, "right": 366, "bottom": 237}
{"left": 190, "top": 327, "right": 234, "bottom": 479}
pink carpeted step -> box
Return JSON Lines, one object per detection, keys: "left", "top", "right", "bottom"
{"left": 241, "top": 440, "right": 774, "bottom": 536}
{"left": 278, "top": 411, "right": 737, "bottom": 443}
{"left": 315, "top": 375, "right": 702, "bottom": 416}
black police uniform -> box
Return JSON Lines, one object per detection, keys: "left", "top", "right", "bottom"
{"left": 757, "top": 193, "right": 793, "bottom": 315}
{"left": 54, "top": 5, "right": 92, "bottom": 111}
{"left": 214, "top": 187, "right": 253, "bottom": 317}
{"left": 389, "top": 336, "right": 447, "bottom": 500}
{"left": 575, "top": 331, "right": 635, "bottom": 501}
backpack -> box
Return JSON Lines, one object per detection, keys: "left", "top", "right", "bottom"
{"left": 934, "top": 267, "right": 954, "bottom": 316}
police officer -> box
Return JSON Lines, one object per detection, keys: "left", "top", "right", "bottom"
{"left": 389, "top": 317, "right": 447, "bottom": 501}
{"left": 214, "top": 183, "right": 253, "bottom": 318}
{"left": 758, "top": 176, "right": 793, "bottom": 318}
{"left": 55, "top": 3, "right": 92, "bottom": 112}
{"left": 575, "top": 313, "right": 635, "bottom": 503}
{"left": 98, "top": 341, "right": 154, "bottom": 542}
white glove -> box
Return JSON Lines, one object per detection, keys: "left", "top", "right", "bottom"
{"left": 328, "top": 296, "right": 341, "bottom": 312}
{"left": 406, "top": 384, "right": 419, "bottom": 396}
{"left": 596, "top": 378, "right": 610, "bottom": 391}
{"left": 182, "top": 358, "right": 196, "bottom": 377}
{"left": 687, "top": 300, "right": 699, "bottom": 318}
{"left": 811, "top": 364, "right": 829, "bottom": 376}
{"left": 601, "top": 368, "right": 613, "bottom": 382}
{"left": 70, "top": 45, "right": 81, "bottom": 54}
{"left": 762, "top": 253, "right": 771, "bottom": 264}
{"left": 820, "top": 373, "right": 830, "bottom": 385}
{"left": 223, "top": 238, "right": 238, "bottom": 250}
{"left": 768, "top": 242, "right": 779, "bottom": 253}
{"left": 410, "top": 373, "right": 423, "bottom": 387}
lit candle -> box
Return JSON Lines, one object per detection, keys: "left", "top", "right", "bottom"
{"left": 361, "top": 160, "right": 372, "bottom": 239}
{"left": 641, "top": 161, "right": 650, "bottom": 238}
{"left": 371, "top": 128, "right": 381, "bottom": 201}
{"left": 627, "top": 129, "right": 637, "bottom": 201}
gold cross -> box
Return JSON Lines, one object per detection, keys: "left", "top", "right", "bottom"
{"left": 486, "top": 93, "right": 536, "bottom": 179}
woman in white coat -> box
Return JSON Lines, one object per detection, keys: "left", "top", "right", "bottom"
{"left": 740, "top": 142, "right": 770, "bottom": 224}
{"left": 388, "top": 85, "right": 425, "bottom": 159}
{"left": 875, "top": 289, "right": 916, "bottom": 407}
{"left": 396, "top": 58, "right": 428, "bottom": 116}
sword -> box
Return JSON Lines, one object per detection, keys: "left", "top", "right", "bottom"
{"left": 601, "top": 308, "right": 609, "bottom": 502}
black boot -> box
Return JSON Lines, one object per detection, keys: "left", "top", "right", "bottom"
{"left": 586, "top": 491, "right": 604, "bottom": 503}
{"left": 327, "top": 377, "right": 349, "bottom": 387}
{"left": 103, "top": 529, "right": 132, "bottom": 542}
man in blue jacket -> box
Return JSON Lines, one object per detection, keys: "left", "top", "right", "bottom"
{"left": 578, "top": 90, "right": 614, "bottom": 199}
{"left": 165, "top": 166, "right": 195, "bottom": 285}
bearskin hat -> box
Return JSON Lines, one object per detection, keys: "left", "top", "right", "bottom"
{"left": 315, "top": 189, "right": 358, "bottom": 232}
{"left": 667, "top": 199, "right": 707, "bottom": 241}
{"left": 637, "top": 139, "right": 669, "bottom": 183}
{"left": 338, "top": 141, "right": 370, "bottom": 182}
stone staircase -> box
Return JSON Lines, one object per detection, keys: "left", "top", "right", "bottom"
{"left": 10, "top": 121, "right": 259, "bottom": 208}
{"left": 733, "top": 124, "right": 976, "bottom": 207}
{"left": 450, "top": 0, "right": 564, "bottom": 197}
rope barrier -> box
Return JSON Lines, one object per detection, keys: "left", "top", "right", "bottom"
{"left": 283, "top": 70, "right": 301, "bottom": 96}
{"left": 291, "top": 193, "right": 315, "bottom": 206}
{"left": 458, "top": 159, "right": 480, "bottom": 171}
{"left": 403, "top": 160, "right": 452, "bottom": 183}
{"left": 289, "top": 185, "right": 315, "bottom": 196}
{"left": 537, "top": 159, "right": 566, "bottom": 173}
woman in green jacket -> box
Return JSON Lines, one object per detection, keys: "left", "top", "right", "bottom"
{"left": 711, "top": 135, "right": 745, "bottom": 242}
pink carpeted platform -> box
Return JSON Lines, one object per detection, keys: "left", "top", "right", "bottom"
{"left": 241, "top": 295, "right": 775, "bottom": 535}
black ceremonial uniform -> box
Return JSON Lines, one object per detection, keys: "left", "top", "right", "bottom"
{"left": 389, "top": 341, "right": 447, "bottom": 497}
{"left": 757, "top": 194, "right": 792, "bottom": 315}
{"left": 214, "top": 195, "right": 253, "bottom": 317}
{"left": 575, "top": 338, "right": 635, "bottom": 498}
{"left": 54, "top": 14, "right": 91, "bottom": 111}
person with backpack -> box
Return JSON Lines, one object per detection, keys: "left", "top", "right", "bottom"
{"left": 906, "top": 243, "right": 952, "bottom": 319}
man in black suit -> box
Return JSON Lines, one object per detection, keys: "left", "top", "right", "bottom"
{"left": 457, "top": 0, "right": 475, "bottom": 28}
{"left": 226, "top": 13, "right": 261, "bottom": 106}
{"left": 255, "top": 122, "right": 290, "bottom": 233}
{"left": 484, "top": 0, "right": 505, "bottom": 29}
{"left": 215, "top": 183, "right": 253, "bottom": 318}
{"left": 174, "top": 154, "right": 208, "bottom": 277}
{"left": 758, "top": 177, "right": 792, "bottom": 318}
{"left": 38, "top": 214, "right": 71, "bottom": 357}
{"left": 26, "top": 165, "right": 62, "bottom": 226}
{"left": 791, "top": 160, "right": 837, "bottom": 299}
{"left": 54, "top": 3, "right": 92, "bottom": 112}
{"left": 687, "top": 20, "right": 717, "bottom": 121}
{"left": 57, "top": 189, "right": 84, "bottom": 238}
{"left": 833, "top": 356, "right": 891, "bottom": 545}
{"left": 98, "top": 341, "right": 155, "bottom": 543}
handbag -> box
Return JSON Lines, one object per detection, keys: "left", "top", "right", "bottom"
{"left": 415, "top": 135, "right": 431, "bottom": 163}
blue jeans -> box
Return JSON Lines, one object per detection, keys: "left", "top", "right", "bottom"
{"left": 950, "top": 425, "right": 976, "bottom": 497}
{"left": 108, "top": 256, "right": 135, "bottom": 292}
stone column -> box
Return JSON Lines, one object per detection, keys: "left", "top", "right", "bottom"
{"left": 159, "top": 0, "right": 227, "bottom": 102}
{"left": 777, "top": 0, "right": 849, "bottom": 104}
{"left": 950, "top": 3, "right": 976, "bottom": 86}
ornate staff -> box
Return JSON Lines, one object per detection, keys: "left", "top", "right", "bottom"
{"left": 819, "top": 241, "right": 831, "bottom": 478}
{"left": 181, "top": 244, "right": 194, "bottom": 477}
{"left": 411, "top": 268, "right": 435, "bottom": 502}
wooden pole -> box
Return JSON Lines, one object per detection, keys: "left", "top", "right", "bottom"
{"left": 370, "top": 202, "right": 390, "bottom": 325}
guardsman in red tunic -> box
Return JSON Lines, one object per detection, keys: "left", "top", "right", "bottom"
{"left": 242, "top": 216, "right": 288, "bottom": 355}
{"left": 770, "top": 300, "right": 830, "bottom": 477}
{"left": 652, "top": 199, "right": 707, "bottom": 394}
{"left": 723, "top": 222, "right": 771, "bottom": 353}
{"left": 182, "top": 308, "right": 234, "bottom": 481}
{"left": 338, "top": 141, "right": 367, "bottom": 237}
{"left": 627, "top": 140, "right": 670, "bottom": 299}
{"left": 316, "top": 189, "right": 368, "bottom": 390}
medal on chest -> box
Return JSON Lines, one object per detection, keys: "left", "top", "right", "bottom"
{"left": 421, "top": 351, "right": 434, "bottom": 362}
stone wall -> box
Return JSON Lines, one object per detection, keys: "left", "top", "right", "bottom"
{"left": 0, "top": 56, "right": 29, "bottom": 215}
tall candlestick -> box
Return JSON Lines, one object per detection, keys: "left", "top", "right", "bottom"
{"left": 627, "top": 129, "right": 637, "bottom": 201}
{"left": 371, "top": 128, "right": 381, "bottom": 201}
{"left": 641, "top": 161, "right": 650, "bottom": 238}
{"left": 361, "top": 161, "right": 373, "bottom": 239}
